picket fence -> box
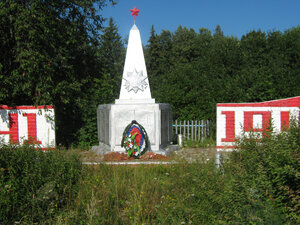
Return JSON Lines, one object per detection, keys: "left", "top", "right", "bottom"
{"left": 173, "top": 120, "right": 210, "bottom": 141}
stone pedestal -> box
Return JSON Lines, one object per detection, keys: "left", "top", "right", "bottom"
{"left": 97, "top": 103, "right": 172, "bottom": 152}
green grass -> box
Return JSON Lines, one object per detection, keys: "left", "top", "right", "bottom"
{"left": 54, "top": 161, "right": 226, "bottom": 224}
{"left": 182, "top": 136, "right": 216, "bottom": 148}
{"left": 52, "top": 159, "right": 291, "bottom": 224}
{"left": 54, "top": 120, "right": 299, "bottom": 224}
{"left": 0, "top": 145, "right": 82, "bottom": 224}
{"left": 1, "top": 120, "right": 299, "bottom": 224}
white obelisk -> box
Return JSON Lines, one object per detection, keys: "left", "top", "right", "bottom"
{"left": 116, "top": 24, "right": 155, "bottom": 104}
{"left": 95, "top": 6, "right": 172, "bottom": 153}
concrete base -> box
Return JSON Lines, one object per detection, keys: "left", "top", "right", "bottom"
{"left": 91, "top": 143, "right": 110, "bottom": 155}
{"left": 92, "top": 145, "right": 180, "bottom": 157}
{"left": 94, "top": 103, "right": 172, "bottom": 153}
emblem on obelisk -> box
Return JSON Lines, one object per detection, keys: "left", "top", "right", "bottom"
{"left": 124, "top": 69, "right": 148, "bottom": 93}
{"left": 130, "top": 6, "right": 140, "bottom": 24}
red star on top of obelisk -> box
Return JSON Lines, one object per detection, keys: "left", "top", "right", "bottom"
{"left": 130, "top": 6, "right": 140, "bottom": 24}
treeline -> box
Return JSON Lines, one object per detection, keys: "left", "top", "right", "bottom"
{"left": 0, "top": 1, "right": 299, "bottom": 147}
{"left": 145, "top": 25, "right": 300, "bottom": 120}
{"left": 0, "top": 0, "right": 123, "bottom": 147}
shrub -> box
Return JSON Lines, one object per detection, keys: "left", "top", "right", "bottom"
{"left": 0, "top": 144, "right": 82, "bottom": 224}
{"left": 224, "top": 119, "right": 300, "bottom": 222}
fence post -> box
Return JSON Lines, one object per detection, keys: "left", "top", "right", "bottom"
{"left": 207, "top": 120, "right": 210, "bottom": 137}
{"left": 204, "top": 120, "right": 207, "bottom": 138}
{"left": 215, "top": 152, "right": 222, "bottom": 169}
{"left": 183, "top": 120, "right": 186, "bottom": 138}
{"left": 178, "top": 134, "right": 183, "bottom": 147}
{"left": 201, "top": 120, "right": 204, "bottom": 141}
{"left": 195, "top": 120, "right": 197, "bottom": 141}
{"left": 175, "top": 120, "right": 178, "bottom": 135}
{"left": 180, "top": 120, "right": 182, "bottom": 135}
{"left": 198, "top": 120, "right": 200, "bottom": 141}
{"left": 191, "top": 120, "right": 194, "bottom": 141}
{"left": 187, "top": 120, "right": 190, "bottom": 139}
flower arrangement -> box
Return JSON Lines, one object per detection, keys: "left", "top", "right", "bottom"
{"left": 123, "top": 132, "right": 140, "bottom": 157}
{"left": 121, "top": 120, "right": 150, "bottom": 158}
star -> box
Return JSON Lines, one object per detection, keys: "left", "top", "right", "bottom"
{"left": 124, "top": 69, "right": 148, "bottom": 93}
{"left": 130, "top": 6, "right": 140, "bottom": 17}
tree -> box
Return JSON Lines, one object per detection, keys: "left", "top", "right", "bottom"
{"left": 214, "top": 24, "right": 224, "bottom": 37}
{"left": 146, "top": 25, "right": 160, "bottom": 77}
{"left": 171, "top": 26, "right": 200, "bottom": 63}
{"left": 98, "top": 17, "right": 124, "bottom": 98}
{"left": 75, "top": 17, "right": 124, "bottom": 146}
{"left": 280, "top": 27, "right": 300, "bottom": 97}
{"left": 145, "top": 27, "right": 173, "bottom": 101}
{"left": 146, "top": 24, "right": 300, "bottom": 125}
{"left": 0, "top": 0, "right": 116, "bottom": 146}
{"left": 239, "top": 30, "right": 275, "bottom": 102}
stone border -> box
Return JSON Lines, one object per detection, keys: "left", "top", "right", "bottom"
{"left": 82, "top": 161, "right": 178, "bottom": 165}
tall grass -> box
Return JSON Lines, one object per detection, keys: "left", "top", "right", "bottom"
{"left": 1, "top": 119, "right": 298, "bottom": 224}
{"left": 0, "top": 144, "right": 82, "bottom": 224}
{"left": 182, "top": 136, "right": 216, "bottom": 148}
{"left": 54, "top": 161, "right": 226, "bottom": 224}
{"left": 53, "top": 120, "right": 298, "bottom": 224}
{"left": 225, "top": 119, "right": 300, "bottom": 223}
{"left": 54, "top": 158, "right": 293, "bottom": 224}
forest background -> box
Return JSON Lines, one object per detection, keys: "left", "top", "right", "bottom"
{"left": 0, "top": 0, "right": 299, "bottom": 148}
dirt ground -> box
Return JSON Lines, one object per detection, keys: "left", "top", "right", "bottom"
{"left": 79, "top": 147, "right": 218, "bottom": 163}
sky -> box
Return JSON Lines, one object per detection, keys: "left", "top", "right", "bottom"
{"left": 101, "top": 0, "right": 300, "bottom": 44}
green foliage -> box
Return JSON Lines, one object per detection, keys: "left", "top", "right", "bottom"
{"left": 0, "top": 124, "right": 290, "bottom": 224}
{"left": 182, "top": 136, "right": 216, "bottom": 148}
{"left": 51, "top": 161, "right": 224, "bottom": 224}
{"left": 47, "top": 121, "right": 298, "bottom": 224}
{"left": 146, "top": 25, "right": 300, "bottom": 122}
{"left": 51, "top": 155, "right": 293, "bottom": 224}
{"left": 225, "top": 119, "right": 300, "bottom": 222}
{"left": 0, "top": 0, "right": 119, "bottom": 147}
{"left": 0, "top": 144, "right": 82, "bottom": 224}
{"left": 99, "top": 17, "right": 124, "bottom": 97}
{"left": 74, "top": 17, "right": 124, "bottom": 148}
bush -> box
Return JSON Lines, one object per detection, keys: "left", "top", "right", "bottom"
{"left": 224, "top": 119, "right": 300, "bottom": 223}
{"left": 0, "top": 144, "right": 82, "bottom": 224}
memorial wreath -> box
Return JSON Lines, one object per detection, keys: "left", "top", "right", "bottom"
{"left": 121, "top": 120, "right": 150, "bottom": 158}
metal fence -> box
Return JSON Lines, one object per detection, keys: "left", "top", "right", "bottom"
{"left": 173, "top": 120, "right": 210, "bottom": 141}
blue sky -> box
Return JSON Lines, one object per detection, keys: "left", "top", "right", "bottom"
{"left": 101, "top": 0, "right": 300, "bottom": 44}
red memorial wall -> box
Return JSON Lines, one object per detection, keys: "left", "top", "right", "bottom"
{"left": 0, "top": 105, "right": 55, "bottom": 149}
{"left": 216, "top": 96, "right": 300, "bottom": 150}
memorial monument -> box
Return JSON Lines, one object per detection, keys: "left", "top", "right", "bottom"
{"left": 94, "top": 7, "right": 172, "bottom": 154}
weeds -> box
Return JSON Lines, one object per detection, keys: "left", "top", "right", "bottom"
{"left": 226, "top": 119, "right": 300, "bottom": 223}
{"left": 54, "top": 162, "right": 224, "bottom": 224}
{"left": 182, "top": 136, "right": 216, "bottom": 148}
{"left": 0, "top": 144, "right": 82, "bottom": 224}
{"left": 1, "top": 119, "right": 298, "bottom": 224}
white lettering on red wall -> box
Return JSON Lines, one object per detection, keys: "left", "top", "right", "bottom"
{"left": 0, "top": 105, "right": 55, "bottom": 149}
{"left": 217, "top": 96, "right": 300, "bottom": 150}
